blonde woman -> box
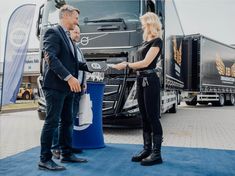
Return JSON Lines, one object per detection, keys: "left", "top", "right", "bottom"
{"left": 112, "top": 12, "right": 163, "bottom": 166}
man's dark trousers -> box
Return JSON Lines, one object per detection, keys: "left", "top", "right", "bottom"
{"left": 40, "top": 88, "right": 74, "bottom": 162}
{"left": 51, "top": 92, "right": 83, "bottom": 151}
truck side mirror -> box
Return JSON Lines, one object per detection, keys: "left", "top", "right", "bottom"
{"left": 55, "top": 0, "right": 66, "bottom": 9}
{"left": 147, "top": 0, "right": 155, "bottom": 12}
{"left": 36, "top": 4, "right": 44, "bottom": 39}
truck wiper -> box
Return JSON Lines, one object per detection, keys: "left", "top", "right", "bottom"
{"left": 84, "top": 17, "right": 127, "bottom": 30}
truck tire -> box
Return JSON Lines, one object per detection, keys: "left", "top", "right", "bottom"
{"left": 213, "top": 94, "right": 225, "bottom": 106}
{"left": 228, "top": 94, "right": 235, "bottom": 105}
{"left": 219, "top": 94, "right": 225, "bottom": 106}
{"left": 177, "top": 92, "right": 181, "bottom": 105}
{"left": 22, "top": 92, "right": 30, "bottom": 100}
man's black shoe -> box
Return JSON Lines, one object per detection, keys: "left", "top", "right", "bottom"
{"left": 72, "top": 148, "right": 83, "bottom": 154}
{"left": 61, "top": 154, "right": 88, "bottom": 163}
{"left": 52, "top": 149, "right": 61, "bottom": 159}
{"left": 38, "top": 159, "right": 66, "bottom": 171}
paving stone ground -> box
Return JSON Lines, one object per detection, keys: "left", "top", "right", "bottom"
{"left": 0, "top": 103, "right": 235, "bottom": 159}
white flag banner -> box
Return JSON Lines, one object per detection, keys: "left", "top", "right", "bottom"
{"left": 1, "top": 4, "right": 36, "bottom": 105}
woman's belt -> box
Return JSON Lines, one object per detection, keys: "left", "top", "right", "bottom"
{"left": 136, "top": 69, "right": 156, "bottom": 76}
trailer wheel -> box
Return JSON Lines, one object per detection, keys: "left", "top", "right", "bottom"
{"left": 219, "top": 94, "right": 225, "bottom": 106}
{"left": 228, "top": 94, "right": 235, "bottom": 105}
{"left": 177, "top": 92, "right": 181, "bottom": 105}
{"left": 213, "top": 94, "right": 225, "bottom": 106}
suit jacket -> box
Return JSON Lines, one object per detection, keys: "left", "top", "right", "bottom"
{"left": 43, "top": 25, "right": 88, "bottom": 92}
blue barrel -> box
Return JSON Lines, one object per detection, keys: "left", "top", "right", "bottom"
{"left": 72, "top": 82, "right": 105, "bottom": 149}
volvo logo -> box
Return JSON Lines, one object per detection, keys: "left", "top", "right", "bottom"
{"left": 81, "top": 36, "right": 89, "bottom": 46}
{"left": 10, "top": 28, "right": 28, "bottom": 47}
{"left": 91, "top": 63, "right": 102, "bottom": 70}
{"left": 80, "top": 33, "right": 109, "bottom": 46}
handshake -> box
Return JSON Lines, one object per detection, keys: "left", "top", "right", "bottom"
{"left": 109, "top": 61, "right": 129, "bottom": 70}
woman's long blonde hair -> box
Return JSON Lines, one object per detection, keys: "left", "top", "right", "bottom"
{"left": 140, "top": 12, "right": 162, "bottom": 41}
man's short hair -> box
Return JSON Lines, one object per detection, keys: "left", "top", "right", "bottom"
{"left": 59, "top": 5, "right": 80, "bottom": 19}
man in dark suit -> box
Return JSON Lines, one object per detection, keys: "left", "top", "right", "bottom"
{"left": 51, "top": 25, "right": 86, "bottom": 159}
{"left": 38, "top": 5, "right": 88, "bottom": 171}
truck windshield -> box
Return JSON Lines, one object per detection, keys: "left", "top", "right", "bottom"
{"left": 43, "top": 0, "right": 140, "bottom": 26}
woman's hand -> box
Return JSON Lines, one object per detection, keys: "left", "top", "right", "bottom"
{"left": 111, "top": 62, "right": 127, "bottom": 70}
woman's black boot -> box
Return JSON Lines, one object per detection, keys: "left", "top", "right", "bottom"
{"left": 131, "top": 132, "right": 152, "bottom": 162}
{"left": 141, "top": 135, "right": 163, "bottom": 166}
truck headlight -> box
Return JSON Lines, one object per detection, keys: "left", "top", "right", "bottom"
{"left": 123, "top": 81, "right": 138, "bottom": 109}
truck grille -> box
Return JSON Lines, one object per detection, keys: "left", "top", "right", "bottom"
{"left": 102, "top": 79, "right": 123, "bottom": 115}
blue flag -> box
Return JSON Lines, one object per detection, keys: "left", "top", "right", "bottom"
{"left": 0, "top": 4, "right": 36, "bottom": 105}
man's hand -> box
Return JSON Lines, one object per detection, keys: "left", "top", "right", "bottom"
{"left": 44, "top": 52, "right": 50, "bottom": 64}
{"left": 68, "top": 76, "right": 81, "bottom": 92}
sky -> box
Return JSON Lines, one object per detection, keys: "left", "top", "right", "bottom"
{"left": 175, "top": 0, "right": 235, "bottom": 45}
{"left": 0, "top": 0, "right": 235, "bottom": 59}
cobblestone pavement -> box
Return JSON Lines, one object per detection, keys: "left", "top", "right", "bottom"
{"left": 0, "top": 103, "right": 235, "bottom": 159}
